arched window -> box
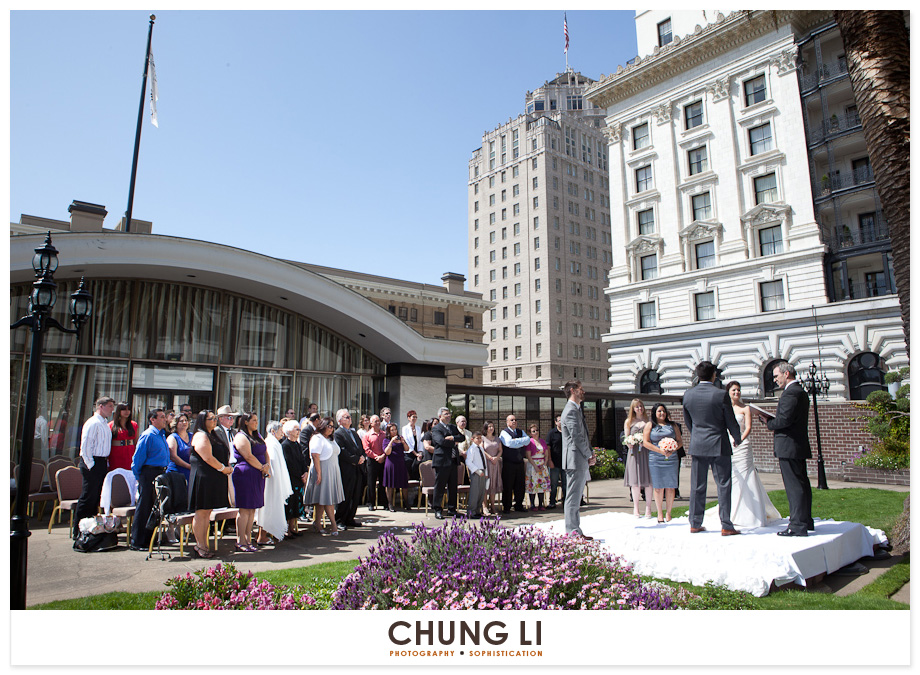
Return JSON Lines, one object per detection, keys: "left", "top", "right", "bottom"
{"left": 848, "top": 352, "right": 886, "bottom": 400}
{"left": 690, "top": 364, "right": 724, "bottom": 388}
{"left": 639, "top": 369, "right": 662, "bottom": 394}
{"left": 763, "top": 359, "right": 784, "bottom": 398}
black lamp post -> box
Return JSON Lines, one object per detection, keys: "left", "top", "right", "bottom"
{"left": 11, "top": 233, "right": 93, "bottom": 610}
{"left": 802, "top": 360, "right": 830, "bottom": 490}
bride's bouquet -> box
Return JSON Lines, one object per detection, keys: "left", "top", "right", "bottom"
{"left": 622, "top": 432, "right": 644, "bottom": 449}
{"left": 658, "top": 437, "right": 679, "bottom": 458}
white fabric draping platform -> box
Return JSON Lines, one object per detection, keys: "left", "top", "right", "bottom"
{"left": 535, "top": 512, "right": 888, "bottom": 597}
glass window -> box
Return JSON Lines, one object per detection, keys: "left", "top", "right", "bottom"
{"left": 754, "top": 173, "right": 778, "bottom": 205}
{"left": 638, "top": 301, "right": 656, "bottom": 328}
{"left": 633, "top": 122, "right": 650, "bottom": 150}
{"left": 434, "top": 311, "right": 446, "bottom": 325}
{"left": 759, "top": 225, "right": 783, "bottom": 256}
{"left": 848, "top": 352, "right": 886, "bottom": 400}
{"left": 695, "top": 291, "right": 715, "bottom": 320}
{"left": 688, "top": 146, "right": 708, "bottom": 175}
{"left": 744, "top": 74, "right": 767, "bottom": 107}
{"left": 763, "top": 359, "right": 784, "bottom": 398}
{"left": 657, "top": 18, "right": 672, "bottom": 47}
{"left": 685, "top": 100, "right": 703, "bottom": 129}
{"left": 635, "top": 165, "right": 652, "bottom": 193}
{"left": 749, "top": 122, "right": 773, "bottom": 155}
{"left": 692, "top": 192, "right": 712, "bottom": 220}
{"left": 695, "top": 241, "right": 715, "bottom": 269}
{"left": 225, "top": 294, "right": 297, "bottom": 368}
{"left": 759, "top": 280, "right": 785, "bottom": 311}
{"left": 637, "top": 208, "right": 655, "bottom": 235}
{"left": 640, "top": 254, "right": 658, "bottom": 280}
{"left": 639, "top": 369, "right": 661, "bottom": 394}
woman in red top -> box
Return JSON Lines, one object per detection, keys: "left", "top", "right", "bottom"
{"left": 108, "top": 403, "right": 138, "bottom": 471}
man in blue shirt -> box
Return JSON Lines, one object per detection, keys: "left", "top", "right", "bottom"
{"left": 130, "top": 408, "right": 170, "bottom": 550}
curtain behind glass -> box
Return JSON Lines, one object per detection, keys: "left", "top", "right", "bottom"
{"left": 133, "top": 282, "right": 222, "bottom": 363}
{"left": 10, "top": 285, "right": 30, "bottom": 353}
{"left": 218, "top": 368, "right": 293, "bottom": 427}
{"left": 224, "top": 296, "right": 295, "bottom": 368}
{"left": 40, "top": 279, "right": 133, "bottom": 357}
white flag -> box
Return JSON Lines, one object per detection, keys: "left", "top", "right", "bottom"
{"left": 148, "top": 50, "right": 159, "bottom": 127}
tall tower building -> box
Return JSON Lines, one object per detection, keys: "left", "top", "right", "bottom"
{"left": 468, "top": 71, "right": 612, "bottom": 389}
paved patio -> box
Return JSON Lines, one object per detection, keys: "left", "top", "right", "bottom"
{"left": 24, "top": 467, "right": 908, "bottom": 606}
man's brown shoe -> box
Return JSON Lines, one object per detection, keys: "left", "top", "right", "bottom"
{"left": 721, "top": 529, "right": 742, "bottom": 536}
{"left": 689, "top": 526, "right": 706, "bottom": 533}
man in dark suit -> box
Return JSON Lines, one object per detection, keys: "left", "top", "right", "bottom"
{"left": 758, "top": 361, "right": 814, "bottom": 536}
{"left": 682, "top": 361, "right": 743, "bottom": 536}
{"left": 430, "top": 407, "right": 461, "bottom": 520}
{"left": 333, "top": 409, "right": 365, "bottom": 529}
{"left": 299, "top": 413, "right": 319, "bottom": 468}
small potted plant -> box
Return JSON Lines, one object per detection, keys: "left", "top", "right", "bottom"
{"left": 885, "top": 370, "right": 903, "bottom": 395}
{"left": 821, "top": 174, "right": 831, "bottom": 195}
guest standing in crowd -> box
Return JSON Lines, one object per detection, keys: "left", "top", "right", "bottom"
{"left": 420, "top": 418, "right": 438, "bottom": 461}
{"left": 362, "top": 415, "right": 388, "bottom": 510}
{"left": 216, "top": 405, "right": 238, "bottom": 506}
{"left": 480, "top": 422, "right": 503, "bottom": 515}
{"left": 130, "top": 408, "right": 170, "bottom": 550}
{"left": 382, "top": 423, "right": 411, "bottom": 511}
{"left": 255, "top": 421, "right": 292, "bottom": 545}
{"left": 299, "top": 413, "right": 320, "bottom": 469}
{"left": 280, "top": 420, "right": 306, "bottom": 536}
{"left": 455, "top": 416, "right": 473, "bottom": 458}
{"left": 430, "top": 407, "right": 461, "bottom": 519}
{"left": 166, "top": 413, "right": 192, "bottom": 484}
{"left": 623, "top": 399, "right": 652, "bottom": 518}
{"left": 231, "top": 412, "right": 270, "bottom": 552}
{"left": 642, "top": 404, "right": 682, "bottom": 523}
{"left": 304, "top": 417, "right": 345, "bottom": 535}
{"left": 333, "top": 409, "right": 365, "bottom": 529}
{"left": 299, "top": 403, "right": 318, "bottom": 428}
{"left": 356, "top": 414, "right": 371, "bottom": 440}
{"left": 545, "top": 415, "right": 564, "bottom": 510}
{"left": 108, "top": 403, "right": 138, "bottom": 472}
{"left": 73, "top": 396, "right": 115, "bottom": 539}
{"left": 524, "top": 423, "right": 551, "bottom": 511}
{"left": 188, "top": 410, "right": 232, "bottom": 558}
{"left": 562, "top": 380, "right": 594, "bottom": 539}
{"left": 465, "top": 430, "right": 488, "bottom": 519}
{"left": 402, "top": 410, "right": 424, "bottom": 482}
{"left": 499, "top": 414, "right": 531, "bottom": 513}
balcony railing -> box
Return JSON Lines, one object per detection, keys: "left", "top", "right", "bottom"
{"left": 816, "top": 165, "right": 874, "bottom": 197}
{"left": 808, "top": 109, "right": 861, "bottom": 144}
{"left": 839, "top": 280, "right": 893, "bottom": 300}
{"left": 799, "top": 59, "right": 849, "bottom": 91}
{"left": 833, "top": 218, "right": 890, "bottom": 250}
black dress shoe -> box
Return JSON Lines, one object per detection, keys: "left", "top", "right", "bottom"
{"left": 129, "top": 544, "right": 146, "bottom": 551}
{"left": 367, "top": 505, "right": 376, "bottom": 511}
{"left": 777, "top": 529, "right": 807, "bottom": 537}
{"left": 345, "top": 520, "right": 362, "bottom": 527}
{"left": 547, "top": 503, "right": 556, "bottom": 509}
{"left": 513, "top": 506, "right": 528, "bottom": 512}
{"left": 447, "top": 509, "right": 458, "bottom": 516}
{"left": 434, "top": 510, "right": 444, "bottom": 519}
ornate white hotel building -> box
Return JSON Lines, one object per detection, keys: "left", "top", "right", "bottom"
{"left": 586, "top": 9, "right": 906, "bottom": 399}
{"left": 468, "top": 72, "right": 613, "bottom": 389}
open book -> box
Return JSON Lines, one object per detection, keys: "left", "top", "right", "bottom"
{"left": 749, "top": 404, "right": 775, "bottom": 420}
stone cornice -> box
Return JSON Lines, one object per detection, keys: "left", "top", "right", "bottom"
{"left": 587, "top": 11, "right": 827, "bottom": 110}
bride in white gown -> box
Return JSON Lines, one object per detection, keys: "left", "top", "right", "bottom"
{"left": 724, "top": 381, "right": 780, "bottom": 527}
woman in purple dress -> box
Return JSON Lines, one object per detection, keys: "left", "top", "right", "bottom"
{"left": 231, "top": 412, "right": 270, "bottom": 552}
{"left": 382, "top": 423, "right": 410, "bottom": 511}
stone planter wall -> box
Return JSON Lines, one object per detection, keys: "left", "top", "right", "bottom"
{"left": 842, "top": 462, "right": 910, "bottom": 486}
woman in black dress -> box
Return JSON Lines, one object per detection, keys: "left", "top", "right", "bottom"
{"left": 188, "top": 410, "right": 233, "bottom": 558}
{"left": 280, "top": 419, "right": 307, "bottom": 535}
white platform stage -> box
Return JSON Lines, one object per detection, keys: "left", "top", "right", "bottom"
{"left": 536, "top": 511, "right": 888, "bottom": 597}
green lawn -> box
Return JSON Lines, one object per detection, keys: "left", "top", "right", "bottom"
{"left": 30, "top": 488, "right": 908, "bottom": 610}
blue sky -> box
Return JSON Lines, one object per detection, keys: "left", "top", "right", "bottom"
{"left": 10, "top": 9, "right": 638, "bottom": 284}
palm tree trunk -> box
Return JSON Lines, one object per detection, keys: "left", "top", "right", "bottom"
{"left": 834, "top": 10, "right": 910, "bottom": 357}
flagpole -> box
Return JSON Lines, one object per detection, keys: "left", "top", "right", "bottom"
{"left": 125, "top": 14, "right": 156, "bottom": 233}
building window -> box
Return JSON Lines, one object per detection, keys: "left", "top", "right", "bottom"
{"left": 759, "top": 280, "right": 785, "bottom": 312}
{"left": 410, "top": 308, "right": 418, "bottom": 322}
{"left": 536, "top": 343, "right": 542, "bottom": 357}
{"left": 388, "top": 305, "right": 396, "bottom": 314}
{"left": 685, "top": 100, "right": 703, "bottom": 130}
{"left": 848, "top": 351, "right": 886, "bottom": 400}
{"left": 502, "top": 347, "right": 508, "bottom": 360}
{"left": 749, "top": 122, "right": 773, "bottom": 155}
{"left": 692, "top": 192, "right": 712, "bottom": 220}
{"left": 533, "top": 237, "right": 540, "bottom": 250}
{"left": 502, "top": 327, "right": 508, "bottom": 340}
{"left": 536, "top": 365, "right": 542, "bottom": 378}
{"left": 534, "top": 258, "right": 540, "bottom": 270}
{"left": 657, "top": 18, "right": 672, "bottom": 46}
{"left": 754, "top": 173, "right": 778, "bottom": 205}
{"left": 513, "top": 222, "right": 520, "bottom": 235}
{"left": 490, "top": 370, "right": 497, "bottom": 382}
{"left": 535, "top": 299, "right": 541, "bottom": 313}
{"left": 514, "top": 304, "right": 522, "bottom": 317}
{"left": 514, "top": 324, "right": 522, "bottom": 337}
{"left": 434, "top": 311, "right": 446, "bottom": 325}
{"left": 514, "top": 262, "right": 521, "bottom": 275}
{"left": 535, "top": 321, "right": 542, "bottom": 335}
{"left": 515, "top": 346, "right": 522, "bottom": 359}
{"left": 513, "top": 243, "right": 521, "bottom": 256}
{"left": 638, "top": 301, "right": 657, "bottom": 328}
{"left": 633, "top": 122, "right": 650, "bottom": 150}
{"left": 637, "top": 208, "right": 655, "bottom": 235}
{"left": 464, "top": 315, "right": 474, "bottom": 329}
{"left": 763, "top": 358, "right": 784, "bottom": 398}
{"left": 514, "top": 283, "right": 521, "bottom": 296}
{"left": 640, "top": 254, "right": 658, "bottom": 280}
{"left": 635, "top": 165, "right": 652, "bottom": 193}
{"left": 695, "top": 240, "right": 715, "bottom": 269}
{"left": 503, "top": 369, "right": 509, "bottom": 381}
{"left": 463, "top": 368, "right": 473, "bottom": 379}
{"left": 502, "top": 247, "right": 508, "bottom": 259}
{"left": 744, "top": 74, "right": 767, "bottom": 107}
{"left": 515, "top": 367, "right": 522, "bottom": 380}
{"left": 398, "top": 306, "right": 408, "bottom": 321}
{"left": 490, "top": 329, "right": 497, "bottom": 341}
{"left": 639, "top": 369, "right": 662, "bottom": 394}
{"left": 758, "top": 225, "right": 783, "bottom": 256}
{"left": 688, "top": 146, "right": 708, "bottom": 175}
{"left": 695, "top": 291, "right": 715, "bottom": 320}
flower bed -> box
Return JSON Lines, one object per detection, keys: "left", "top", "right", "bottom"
{"left": 156, "top": 563, "right": 318, "bottom": 610}
{"left": 331, "top": 518, "right": 679, "bottom": 610}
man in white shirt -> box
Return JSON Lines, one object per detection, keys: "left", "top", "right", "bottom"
{"left": 464, "top": 430, "right": 488, "bottom": 519}
{"left": 299, "top": 403, "right": 318, "bottom": 428}
{"left": 401, "top": 410, "right": 424, "bottom": 480}
{"left": 73, "top": 396, "right": 116, "bottom": 538}
{"left": 499, "top": 414, "right": 531, "bottom": 513}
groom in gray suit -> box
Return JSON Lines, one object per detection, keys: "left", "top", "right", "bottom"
{"left": 561, "top": 379, "right": 595, "bottom": 539}
{"left": 682, "top": 361, "right": 743, "bottom": 535}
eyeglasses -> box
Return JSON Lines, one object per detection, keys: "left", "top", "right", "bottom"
{"left": 206, "top": 415, "right": 217, "bottom": 421}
